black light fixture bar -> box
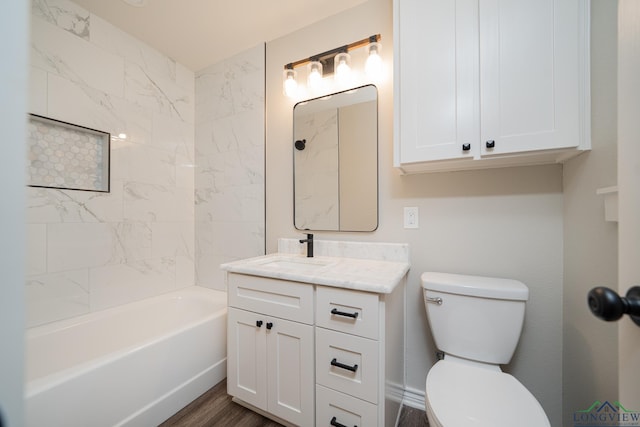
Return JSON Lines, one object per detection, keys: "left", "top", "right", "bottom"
{"left": 284, "top": 34, "right": 381, "bottom": 72}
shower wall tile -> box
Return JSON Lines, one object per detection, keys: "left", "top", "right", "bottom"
{"left": 89, "top": 258, "right": 176, "bottom": 311}
{"left": 26, "top": 224, "right": 47, "bottom": 276}
{"left": 31, "top": 17, "right": 124, "bottom": 98}
{"left": 194, "top": 44, "right": 266, "bottom": 291}
{"left": 27, "top": 0, "right": 195, "bottom": 326}
{"left": 26, "top": 269, "right": 90, "bottom": 327}
{"left": 29, "top": 67, "right": 48, "bottom": 116}
{"left": 26, "top": 183, "right": 124, "bottom": 224}
{"left": 32, "top": 0, "right": 90, "bottom": 40}
{"left": 89, "top": 14, "right": 176, "bottom": 85}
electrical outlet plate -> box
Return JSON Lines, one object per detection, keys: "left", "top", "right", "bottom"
{"left": 404, "top": 207, "right": 419, "bottom": 229}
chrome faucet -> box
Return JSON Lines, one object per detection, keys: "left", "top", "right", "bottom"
{"left": 299, "top": 233, "right": 314, "bottom": 258}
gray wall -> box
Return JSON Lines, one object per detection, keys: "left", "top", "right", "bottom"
{"left": 563, "top": 1, "right": 619, "bottom": 422}
{"left": 265, "top": 0, "right": 564, "bottom": 424}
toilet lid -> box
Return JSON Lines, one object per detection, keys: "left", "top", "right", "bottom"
{"left": 426, "top": 360, "right": 550, "bottom": 427}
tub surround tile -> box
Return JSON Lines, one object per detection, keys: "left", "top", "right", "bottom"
{"left": 124, "top": 62, "right": 193, "bottom": 123}
{"left": 27, "top": 0, "right": 263, "bottom": 325}
{"left": 27, "top": 182, "right": 124, "bottom": 224}
{"left": 27, "top": 224, "right": 47, "bottom": 276}
{"left": 32, "top": 0, "right": 90, "bottom": 40}
{"left": 194, "top": 44, "right": 265, "bottom": 289}
{"left": 89, "top": 257, "right": 176, "bottom": 311}
{"left": 89, "top": 13, "right": 177, "bottom": 85}
{"left": 46, "top": 222, "right": 153, "bottom": 272}
{"left": 29, "top": 66, "right": 48, "bottom": 116}
{"left": 31, "top": 18, "right": 124, "bottom": 98}
{"left": 26, "top": 269, "right": 90, "bottom": 327}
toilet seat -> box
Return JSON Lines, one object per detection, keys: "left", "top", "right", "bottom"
{"left": 425, "top": 359, "right": 550, "bottom": 427}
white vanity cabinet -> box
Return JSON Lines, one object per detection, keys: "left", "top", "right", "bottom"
{"left": 393, "top": 0, "right": 590, "bottom": 173}
{"left": 225, "top": 259, "right": 406, "bottom": 426}
{"left": 227, "top": 274, "right": 315, "bottom": 426}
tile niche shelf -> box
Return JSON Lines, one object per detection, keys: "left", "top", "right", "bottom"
{"left": 27, "top": 114, "right": 110, "bottom": 192}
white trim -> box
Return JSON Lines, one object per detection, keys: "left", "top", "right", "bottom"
{"left": 401, "top": 385, "right": 426, "bottom": 410}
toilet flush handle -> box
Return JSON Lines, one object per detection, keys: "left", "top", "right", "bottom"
{"left": 425, "top": 295, "right": 443, "bottom": 305}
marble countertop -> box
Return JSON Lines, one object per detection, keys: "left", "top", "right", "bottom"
{"left": 220, "top": 252, "right": 410, "bottom": 294}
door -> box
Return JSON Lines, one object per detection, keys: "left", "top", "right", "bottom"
{"left": 227, "top": 308, "right": 267, "bottom": 410}
{"left": 266, "top": 316, "right": 314, "bottom": 426}
{"left": 617, "top": 0, "right": 640, "bottom": 404}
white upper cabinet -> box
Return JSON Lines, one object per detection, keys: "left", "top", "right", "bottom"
{"left": 394, "top": 0, "right": 590, "bottom": 173}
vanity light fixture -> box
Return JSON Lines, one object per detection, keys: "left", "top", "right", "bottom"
{"left": 365, "top": 39, "right": 383, "bottom": 81}
{"left": 307, "top": 60, "right": 323, "bottom": 92}
{"left": 283, "top": 65, "right": 298, "bottom": 98}
{"left": 334, "top": 50, "right": 352, "bottom": 85}
{"left": 283, "top": 34, "right": 381, "bottom": 98}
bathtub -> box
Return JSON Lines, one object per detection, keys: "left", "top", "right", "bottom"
{"left": 25, "top": 286, "right": 227, "bottom": 427}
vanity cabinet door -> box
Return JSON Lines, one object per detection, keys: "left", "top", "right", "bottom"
{"left": 227, "top": 307, "right": 314, "bottom": 426}
{"left": 227, "top": 308, "right": 267, "bottom": 411}
{"left": 266, "top": 316, "right": 314, "bottom": 426}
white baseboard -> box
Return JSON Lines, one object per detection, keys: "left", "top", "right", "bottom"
{"left": 401, "top": 386, "right": 426, "bottom": 411}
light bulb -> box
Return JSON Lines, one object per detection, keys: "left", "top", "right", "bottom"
{"left": 334, "top": 52, "right": 352, "bottom": 85}
{"left": 307, "top": 61, "right": 323, "bottom": 91}
{"left": 365, "top": 42, "right": 383, "bottom": 81}
{"left": 283, "top": 68, "right": 298, "bottom": 98}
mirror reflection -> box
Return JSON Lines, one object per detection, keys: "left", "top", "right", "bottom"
{"left": 293, "top": 84, "right": 378, "bottom": 232}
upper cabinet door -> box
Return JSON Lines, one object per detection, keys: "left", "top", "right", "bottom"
{"left": 395, "top": 0, "right": 480, "bottom": 164}
{"left": 394, "top": 0, "right": 590, "bottom": 173}
{"left": 479, "top": 0, "right": 586, "bottom": 156}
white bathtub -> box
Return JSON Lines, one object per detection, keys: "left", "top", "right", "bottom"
{"left": 25, "top": 286, "right": 227, "bottom": 427}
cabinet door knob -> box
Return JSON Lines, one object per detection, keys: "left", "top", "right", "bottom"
{"left": 330, "top": 358, "right": 358, "bottom": 372}
{"left": 266, "top": 322, "right": 273, "bottom": 330}
{"left": 256, "top": 320, "right": 263, "bottom": 328}
{"left": 462, "top": 143, "right": 471, "bottom": 151}
{"left": 486, "top": 140, "right": 495, "bottom": 148}
{"left": 330, "top": 416, "right": 357, "bottom": 427}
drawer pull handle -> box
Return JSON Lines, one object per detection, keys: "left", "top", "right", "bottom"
{"left": 331, "top": 308, "right": 359, "bottom": 319}
{"left": 330, "top": 416, "right": 357, "bottom": 427}
{"left": 331, "top": 358, "right": 358, "bottom": 372}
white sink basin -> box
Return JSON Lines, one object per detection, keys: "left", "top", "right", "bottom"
{"left": 256, "top": 256, "right": 333, "bottom": 272}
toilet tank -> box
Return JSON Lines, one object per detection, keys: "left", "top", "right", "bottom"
{"left": 421, "top": 272, "right": 529, "bottom": 365}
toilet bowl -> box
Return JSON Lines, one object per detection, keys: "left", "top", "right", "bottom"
{"left": 421, "top": 272, "right": 550, "bottom": 427}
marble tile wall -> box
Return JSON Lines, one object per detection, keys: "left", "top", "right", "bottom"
{"left": 195, "top": 45, "right": 266, "bottom": 291}
{"left": 27, "top": 0, "right": 195, "bottom": 326}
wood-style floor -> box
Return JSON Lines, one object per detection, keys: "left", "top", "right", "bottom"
{"left": 160, "top": 379, "right": 429, "bottom": 427}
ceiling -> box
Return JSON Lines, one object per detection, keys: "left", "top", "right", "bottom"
{"left": 72, "top": 0, "right": 369, "bottom": 72}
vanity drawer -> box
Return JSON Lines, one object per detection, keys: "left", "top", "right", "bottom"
{"left": 227, "top": 273, "right": 313, "bottom": 324}
{"left": 316, "top": 327, "right": 379, "bottom": 404}
{"left": 316, "top": 384, "right": 378, "bottom": 427}
{"left": 316, "top": 286, "right": 379, "bottom": 340}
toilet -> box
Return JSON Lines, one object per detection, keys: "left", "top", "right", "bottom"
{"left": 421, "top": 272, "right": 550, "bottom": 427}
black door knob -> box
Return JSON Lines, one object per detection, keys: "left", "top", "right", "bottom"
{"left": 486, "top": 140, "right": 495, "bottom": 148}
{"left": 462, "top": 143, "right": 471, "bottom": 151}
{"left": 256, "top": 320, "right": 263, "bottom": 328}
{"left": 266, "top": 322, "right": 273, "bottom": 330}
{"left": 588, "top": 286, "right": 640, "bottom": 326}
